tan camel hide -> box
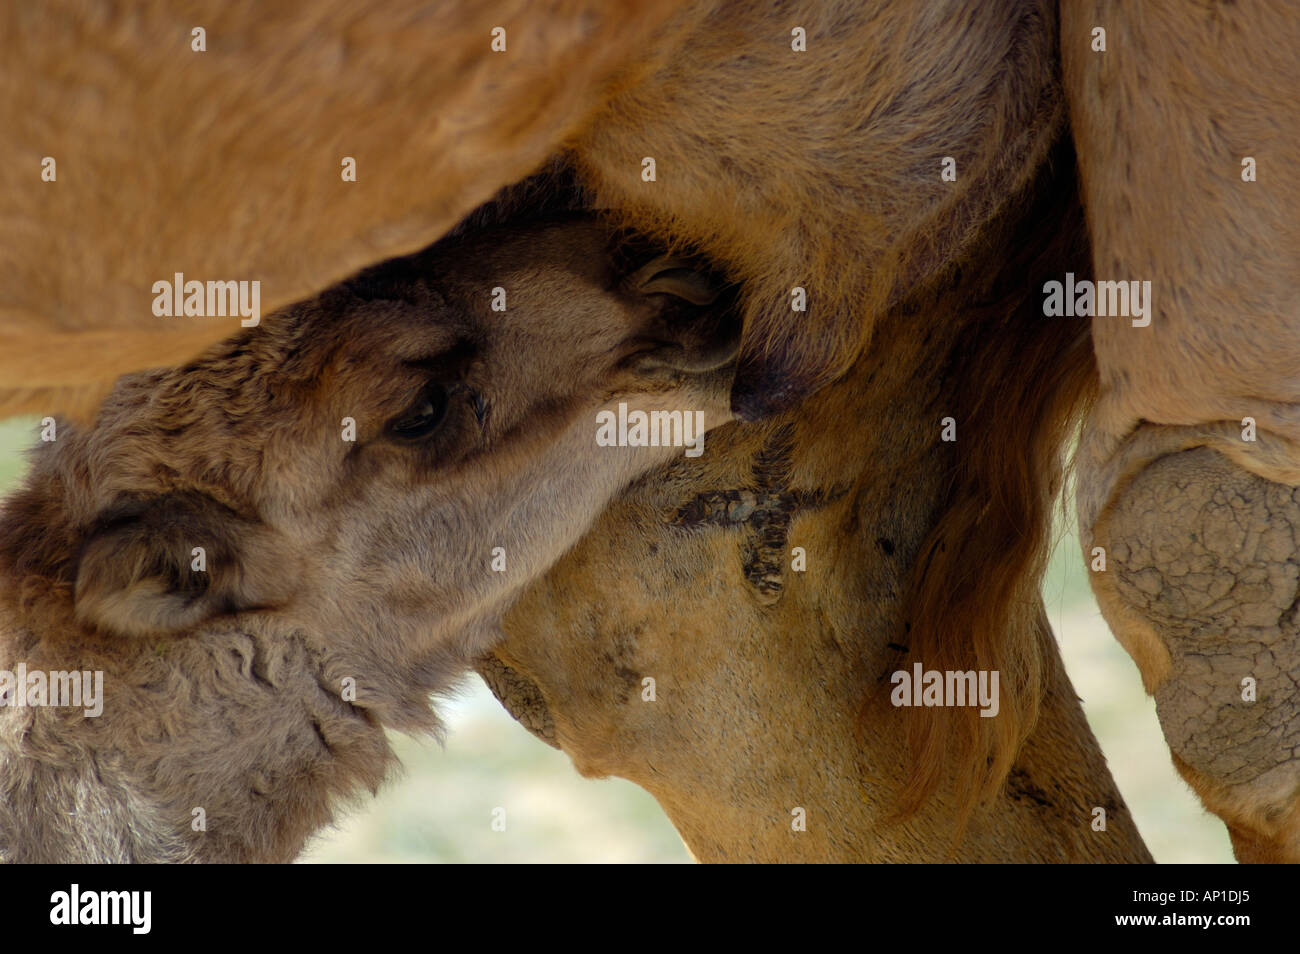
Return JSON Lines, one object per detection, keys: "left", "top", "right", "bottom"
{"left": 482, "top": 149, "right": 1154, "bottom": 862}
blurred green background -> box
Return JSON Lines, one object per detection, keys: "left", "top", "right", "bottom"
{"left": 0, "top": 416, "right": 1234, "bottom": 862}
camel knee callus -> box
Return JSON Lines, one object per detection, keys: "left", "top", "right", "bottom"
{"left": 1086, "top": 439, "right": 1300, "bottom": 862}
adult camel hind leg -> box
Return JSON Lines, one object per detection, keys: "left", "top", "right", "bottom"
{"left": 1063, "top": 0, "right": 1300, "bottom": 861}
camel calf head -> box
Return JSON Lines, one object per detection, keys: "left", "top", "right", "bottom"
{"left": 0, "top": 216, "right": 739, "bottom": 861}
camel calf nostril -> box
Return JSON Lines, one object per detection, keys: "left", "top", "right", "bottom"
{"left": 625, "top": 336, "right": 739, "bottom": 375}
{"left": 678, "top": 329, "right": 741, "bottom": 373}
{"left": 630, "top": 304, "right": 742, "bottom": 375}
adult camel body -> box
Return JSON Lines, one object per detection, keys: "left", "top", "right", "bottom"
{"left": 5, "top": 0, "right": 1297, "bottom": 860}
{"left": 481, "top": 0, "right": 1300, "bottom": 863}
{"left": 481, "top": 145, "right": 1153, "bottom": 862}
{"left": 0, "top": 0, "right": 682, "bottom": 417}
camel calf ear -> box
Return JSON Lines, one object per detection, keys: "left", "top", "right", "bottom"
{"left": 74, "top": 492, "right": 287, "bottom": 637}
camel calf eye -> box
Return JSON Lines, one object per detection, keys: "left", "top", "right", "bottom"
{"left": 389, "top": 384, "right": 449, "bottom": 441}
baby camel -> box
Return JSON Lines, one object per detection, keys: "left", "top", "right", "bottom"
{"left": 0, "top": 216, "right": 738, "bottom": 862}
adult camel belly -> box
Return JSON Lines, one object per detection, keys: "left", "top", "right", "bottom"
{"left": 4, "top": 0, "right": 1061, "bottom": 430}
{"left": 1063, "top": 1, "right": 1300, "bottom": 861}
{"left": 0, "top": 0, "right": 682, "bottom": 418}
{"left": 480, "top": 154, "right": 1153, "bottom": 863}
